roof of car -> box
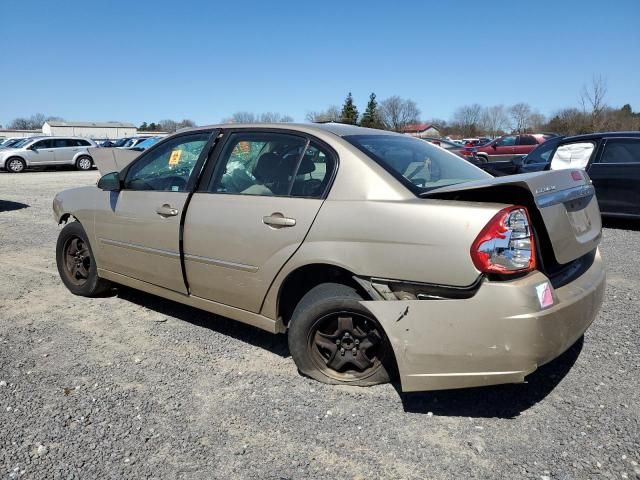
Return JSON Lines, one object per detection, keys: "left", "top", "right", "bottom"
{"left": 181, "top": 122, "right": 400, "bottom": 138}
{"left": 562, "top": 131, "right": 640, "bottom": 142}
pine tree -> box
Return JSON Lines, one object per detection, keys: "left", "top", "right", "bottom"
{"left": 360, "top": 92, "right": 381, "bottom": 128}
{"left": 139, "top": 122, "right": 148, "bottom": 131}
{"left": 340, "top": 92, "right": 359, "bottom": 125}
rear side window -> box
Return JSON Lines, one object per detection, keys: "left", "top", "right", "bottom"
{"left": 600, "top": 138, "right": 640, "bottom": 164}
{"left": 53, "top": 139, "right": 71, "bottom": 148}
{"left": 550, "top": 142, "right": 596, "bottom": 170}
{"left": 208, "top": 132, "right": 334, "bottom": 198}
{"left": 518, "top": 135, "right": 538, "bottom": 146}
{"left": 344, "top": 134, "right": 489, "bottom": 194}
{"left": 76, "top": 139, "right": 91, "bottom": 146}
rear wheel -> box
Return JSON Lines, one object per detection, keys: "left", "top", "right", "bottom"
{"left": 56, "top": 221, "right": 111, "bottom": 296}
{"left": 5, "top": 157, "right": 26, "bottom": 173}
{"left": 75, "top": 156, "right": 93, "bottom": 171}
{"left": 288, "top": 283, "right": 395, "bottom": 386}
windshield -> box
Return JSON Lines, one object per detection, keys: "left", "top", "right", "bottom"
{"left": 13, "top": 138, "right": 35, "bottom": 148}
{"left": 344, "top": 134, "right": 489, "bottom": 194}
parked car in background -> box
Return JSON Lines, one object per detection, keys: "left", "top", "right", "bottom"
{"left": 548, "top": 132, "right": 640, "bottom": 219}
{"left": 482, "top": 136, "right": 566, "bottom": 176}
{"left": 475, "top": 133, "right": 557, "bottom": 163}
{"left": 423, "top": 137, "right": 479, "bottom": 162}
{"left": 464, "top": 137, "right": 491, "bottom": 147}
{"left": 128, "top": 136, "right": 161, "bottom": 151}
{"left": 53, "top": 123, "right": 604, "bottom": 392}
{"left": 0, "top": 137, "right": 97, "bottom": 172}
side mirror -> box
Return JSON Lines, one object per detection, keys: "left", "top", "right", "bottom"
{"left": 97, "top": 171, "right": 122, "bottom": 191}
{"left": 512, "top": 156, "right": 525, "bottom": 167}
{"left": 28, "top": 145, "right": 37, "bottom": 150}
{"left": 491, "top": 143, "right": 498, "bottom": 149}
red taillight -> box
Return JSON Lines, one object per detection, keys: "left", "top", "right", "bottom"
{"left": 461, "top": 150, "right": 473, "bottom": 156}
{"left": 471, "top": 206, "right": 536, "bottom": 275}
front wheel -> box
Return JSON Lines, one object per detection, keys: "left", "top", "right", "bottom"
{"left": 5, "top": 157, "right": 26, "bottom": 173}
{"left": 75, "top": 156, "right": 93, "bottom": 171}
{"left": 56, "top": 221, "right": 111, "bottom": 296}
{"left": 288, "top": 283, "right": 395, "bottom": 386}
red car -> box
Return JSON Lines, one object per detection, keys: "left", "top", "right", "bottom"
{"left": 475, "top": 134, "right": 556, "bottom": 163}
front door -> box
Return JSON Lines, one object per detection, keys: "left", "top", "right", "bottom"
{"left": 588, "top": 137, "right": 640, "bottom": 216}
{"left": 93, "top": 131, "right": 214, "bottom": 293}
{"left": 489, "top": 135, "right": 517, "bottom": 160}
{"left": 28, "top": 139, "right": 56, "bottom": 165}
{"left": 183, "top": 130, "right": 336, "bottom": 312}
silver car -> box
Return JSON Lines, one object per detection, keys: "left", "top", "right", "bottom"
{"left": 0, "top": 136, "right": 98, "bottom": 172}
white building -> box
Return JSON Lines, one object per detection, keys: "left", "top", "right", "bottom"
{"left": 0, "top": 129, "right": 41, "bottom": 140}
{"left": 42, "top": 121, "right": 137, "bottom": 139}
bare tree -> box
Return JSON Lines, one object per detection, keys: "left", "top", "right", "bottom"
{"left": 158, "top": 119, "right": 178, "bottom": 132}
{"left": 528, "top": 112, "right": 546, "bottom": 132}
{"left": 306, "top": 106, "right": 341, "bottom": 123}
{"left": 580, "top": 75, "right": 608, "bottom": 131}
{"left": 452, "top": 104, "right": 483, "bottom": 136}
{"left": 480, "top": 105, "right": 509, "bottom": 138}
{"left": 225, "top": 112, "right": 256, "bottom": 123}
{"left": 8, "top": 118, "right": 30, "bottom": 129}
{"left": 8, "top": 113, "right": 63, "bottom": 130}
{"left": 508, "top": 103, "right": 533, "bottom": 133}
{"left": 258, "top": 112, "right": 293, "bottom": 123}
{"left": 379, "top": 96, "right": 420, "bottom": 131}
{"left": 177, "top": 119, "right": 197, "bottom": 129}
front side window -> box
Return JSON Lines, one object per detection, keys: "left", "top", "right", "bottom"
{"left": 124, "top": 133, "right": 210, "bottom": 191}
{"left": 53, "top": 139, "right": 71, "bottom": 148}
{"left": 600, "top": 138, "right": 640, "bottom": 164}
{"left": 209, "top": 132, "right": 316, "bottom": 197}
{"left": 550, "top": 141, "right": 596, "bottom": 170}
{"left": 345, "top": 134, "right": 489, "bottom": 194}
{"left": 33, "top": 139, "right": 53, "bottom": 149}
{"left": 495, "top": 135, "right": 517, "bottom": 147}
{"left": 525, "top": 139, "right": 561, "bottom": 164}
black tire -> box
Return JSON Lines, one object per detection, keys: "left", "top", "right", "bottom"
{"left": 56, "top": 221, "right": 111, "bottom": 296}
{"left": 477, "top": 155, "right": 489, "bottom": 164}
{"left": 288, "top": 283, "right": 395, "bottom": 386}
{"left": 75, "top": 156, "right": 93, "bottom": 171}
{"left": 5, "top": 157, "right": 26, "bottom": 173}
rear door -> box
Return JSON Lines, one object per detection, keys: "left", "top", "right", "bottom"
{"left": 93, "top": 131, "right": 215, "bottom": 293}
{"left": 52, "top": 139, "right": 78, "bottom": 164}
{"left": 515, "top": 134, "right": 539, "bottom": 155}
{"left": 183, "top": 129, "right": 336, "bottom": 312}
{"left": 587, "top": 137, "right": 640, "bottom": 216}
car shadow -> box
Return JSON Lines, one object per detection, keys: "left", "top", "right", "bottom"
{"left": 0, "top": 200, "right": 29, "bottom": 212}
{"left": 396, "top": 336, "right": 584, "bottom": 419}
{"left": 115, "top": 286, "right": 290, "bottom": 358}
{"left": 602, "top": 217, "right": 640, "bottom": 232}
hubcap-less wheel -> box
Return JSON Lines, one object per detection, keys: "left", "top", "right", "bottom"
{"left": 7, "top": 159, "right": 25, "bottom": 172}
{"left": 62, "top": 236, "right": 91, "bottom": 285}
{"left": 308, "top": 311, "right": 385, "bottom": 382}
{"left": 77, "top": 157, "right": 92, "bottom": 170}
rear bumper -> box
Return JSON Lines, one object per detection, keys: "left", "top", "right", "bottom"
{"left": 361, "top": 249, "right": 605, "bottom": 392}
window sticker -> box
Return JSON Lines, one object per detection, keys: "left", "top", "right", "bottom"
{"left": 535, "top": 282, "right": 554, "bottom": 309}
{"left": 168, "top": 149, "right": 182, "bottom": 165}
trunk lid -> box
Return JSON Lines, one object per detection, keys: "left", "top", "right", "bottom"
{"left": 423, "top": 169, "right": 602, "bottom": 265}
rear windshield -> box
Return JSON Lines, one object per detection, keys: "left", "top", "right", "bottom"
{"left": 344, "top": 134, "right": 489, "bottom": 194}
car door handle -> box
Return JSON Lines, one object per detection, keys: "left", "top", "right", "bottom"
{"left": 263, "top": 213, "right": 296, "bottom": 228}
{"left": 156, "top": 204, "right": 179, "bottom": 217}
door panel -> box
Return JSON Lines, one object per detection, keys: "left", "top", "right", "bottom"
{"left": 94, "top": 190, "right": 189, "bottom": 293}
{"left": 588, "top": 138, "right": 640, "bottom": 216}
{"left": 92, "top": 131, "right": 214, "bottom": 293}
{"left": 29, "top": 140, "right": 56, "bottom": 165}
{"left": 183, "top": 194, "right": 323, "bottom": 311}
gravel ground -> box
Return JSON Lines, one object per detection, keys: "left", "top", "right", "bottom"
{"left": 0, "top": 170, "right": 638, "bottom": 480}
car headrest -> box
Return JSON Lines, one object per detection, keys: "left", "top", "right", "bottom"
{"left": 253, "top": 152, "right": 280, "bottom": 181}
{"left": 297, "top": 156, "right": 316, "bottom": 175}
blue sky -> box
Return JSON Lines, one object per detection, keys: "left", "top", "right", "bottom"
{"left": 1, "top": 0, "right": 638, "bottom": 127}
